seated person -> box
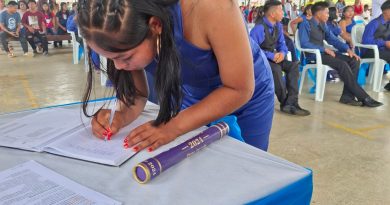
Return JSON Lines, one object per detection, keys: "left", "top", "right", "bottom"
{"left": 299, "top": 1, "right": 382, "bottom": 107}
{"left": 290, "top": 4, "right": 312, "bottom": 34}
{"left": 55, "top": 2, "right": 69, "bottom": 47}
{"left": 362, "top": 4, "right": 371, "bottom": 21}
{"left": 66, "top": 3, "right": 82, "bottom": 47}
{"left": 327, "top": 7, "right": 342, "bottom": 37}
{"left": 339, "top": 6, "right": 356, "bottom": 47}
{"left": 326, "top": 7, "right": 342, "bottom": 82}
{"left": 22, "top": 0, "right": 48, "bottom": 56}
{"left": 0, "top": 1, "right": 28, "bottom": 57}
{"left": 251, "top": 0, "right": 310, "bottom": 116}
{"left": 362, "top": 0, "right": 390, "bottom": 91}
{"left": 281, "top": 17, "right": 298, "bottom": 62}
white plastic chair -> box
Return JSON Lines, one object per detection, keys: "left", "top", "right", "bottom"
{"left": 351, "top": 24, "right": 386, "bottom": 92}
{"left": 295, "top": 29, "right": 335, "bottom": 102}
{"left": 247, "top": 23, "right": 255, "bottom": 32}
{"left": 67, "top": 30, "right": 80, "bottom": 65}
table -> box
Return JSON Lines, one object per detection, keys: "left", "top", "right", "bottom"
{"left": 0, "top": 101, "right": 313, "bottom": 205}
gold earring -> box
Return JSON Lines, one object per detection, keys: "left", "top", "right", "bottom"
{"left": 155, "top": 34, "right": 161, "bottom": 62}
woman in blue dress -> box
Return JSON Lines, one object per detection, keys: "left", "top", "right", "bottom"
{"left": 339, "top": 6, "right": 356, "bottom": 47}
{"left": 77, "top": 0, "right": 275, "bottom": 152}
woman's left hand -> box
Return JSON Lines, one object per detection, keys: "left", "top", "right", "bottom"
{"left": 124, "top": 121, "right": 179, "bottom": 152}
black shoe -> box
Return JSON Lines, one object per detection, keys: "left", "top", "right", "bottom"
{"left": 281, "top": 104, "right": 311, "bottom": 116}
{"left": 385, "top": 82, "right": 390, "bottom": 91}
{"left": 32, "top": 50, "right": 38, "bottom": 54}
{"left": 361, "top": 97, "right": 383, "bottom": 107}
{"left": 339, "top": 97, "right": 363, "bottom": 106}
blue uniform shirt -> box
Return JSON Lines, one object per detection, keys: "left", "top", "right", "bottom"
{"left": 326, "top": 21, "right": 342, "bottom": 37}
{"left": 299, "top": 18, "right": 349, "bottom": 53}
{"left": 250, "top": 17, "right": 288, "bottom": 61}
{"left": 362, "top": 15, "right": 390, "bottom": 50}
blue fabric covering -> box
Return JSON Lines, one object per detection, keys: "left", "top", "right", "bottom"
{"left": 246, "top": 169, "right": 313, "bottom": 205}
{"left": 209, "top": 115, "right": 244, "bottom": 142}
{"left": 146, "top": 3, "right": 275, "bottom": 151}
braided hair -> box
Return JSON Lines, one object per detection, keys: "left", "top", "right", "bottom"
{"left": 78, "top": 0, "right": 182, "bottom": 126}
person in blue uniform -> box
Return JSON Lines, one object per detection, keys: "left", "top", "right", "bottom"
{"left": 326, "top": 7, "right": 342, "bottom": 82}
{"left": 299, "top": 1, "right": 382, "bottom": 107}
{"left": 362, "top": 0, "right": 390, "bottom": 91}
{"left": 77, "top": 0, "right": 275, "bottom": 151}
{"left": 327, "top": 7, "right": 342, "bottom": 37}
{"left": 251, "top": 0, "right": 310, "bottom": 116}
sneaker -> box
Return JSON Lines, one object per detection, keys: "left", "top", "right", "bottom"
{"left": 7, "top": 52, "right": 15, "bottom": 58}
{"left": 37, "top": 46, "right": 43, "bottom": 53}
{"left": 281, "top": 103, "right": 311, "bottom": 116}
{"left": 43, "top": 51, "right": 49, "bottom": 56}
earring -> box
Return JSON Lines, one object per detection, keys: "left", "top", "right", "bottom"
{"left": 154, "top": 34, "right": 161, "bottom": 62}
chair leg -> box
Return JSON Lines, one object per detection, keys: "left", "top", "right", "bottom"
{"left": 315, "top": 66, "right": 327, "bottom": 102}
{"left": 299, "top": 67, "right": 308, "bottom": 95}
{"left": 373, "top": 60, "right": 385, "bottom": 92}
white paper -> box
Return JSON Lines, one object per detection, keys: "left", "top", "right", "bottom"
{"left": 0, "top": 161, "right": 121, "bottom": 205}
{"left": 45, "top": 115, "right": 150, "bottom": 166}
{"left": 0, "top": 109, "right": 85, "bottom": 152}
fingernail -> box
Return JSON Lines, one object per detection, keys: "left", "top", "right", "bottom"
{"left": 147, "top": 147, "right": 153, "bottom": 152}
{"left": 124, "top": 138, "right": 128, "bottom": 143}
{"left": 103, "top": 131, "right": 107, "bottom": 136}
{"left": 123, "top": 144, "right": 129, "bottom": 149}
{"left": 133, "top": 146, "right": 139, "bottom": 152}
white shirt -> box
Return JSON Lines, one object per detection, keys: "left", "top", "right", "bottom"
{"left": 362, "top": 10, "right": 371, "bottom": 21}
{"left": 284, "top": 2, "right": 293, "bottom": 19}
{"left": 372, "top": 0, "right": 386, "bottom": 19}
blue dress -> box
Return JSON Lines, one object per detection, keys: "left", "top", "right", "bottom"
{"left": 146, "top": 3, "right": 275, "bottom": 151}
{"left": 345, "top": 20, "right": 356, "bottom": 34}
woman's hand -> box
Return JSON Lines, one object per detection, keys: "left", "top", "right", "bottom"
{"left": 124, "top": 121, "right": 180, "bottom": 152}
{"left": 91, "top": 109, "right": 125, "bottom": 140}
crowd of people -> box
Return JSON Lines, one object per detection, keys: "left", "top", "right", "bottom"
{"left": 247, "top": 0, "right": 390, "bottom": 116}
{"left": 0, "top": 0, "right": 79, "bottom": 57}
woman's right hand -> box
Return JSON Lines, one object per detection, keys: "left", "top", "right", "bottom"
{"left": 91, "top": 109, "right": 125, "bottom": 140}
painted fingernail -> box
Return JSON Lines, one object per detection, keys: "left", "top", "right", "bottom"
{"left": 147, "top": 147, "right": 153, "bottom": 152}
{"left": 124, "top": 138, "right": 128, "bottom": 143}
{"left": 123, "top": 144, "right": 129, "bottom": 149}
{"left": 103, "top": 131, "right": 107, "bottom": 136}
{"left": 133, "top": 146, "right": 139, "bottom": 152}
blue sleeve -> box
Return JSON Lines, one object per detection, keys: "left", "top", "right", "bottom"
{"left": 66, "top": 15, "right": 77, "bottom": 32}
{"left": 250, "top": 25, "right": 275, "bottom": 60}
{"left": 362, "top": 20, "right": 385, "bottom": 48}
{"left": 0, "top": 13, "right": 4, "bottom": 25}
{"left": 276, "top": 23, "right": 288, "bottom": 56}
{"left": 324, "top": 24, "right": 349, "bottom": 52}
{"left": 16, "top": 13, "right": 21, "bottom": 24}
{"left": 298, "top": 21, "right": 325, "bottom": 52}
